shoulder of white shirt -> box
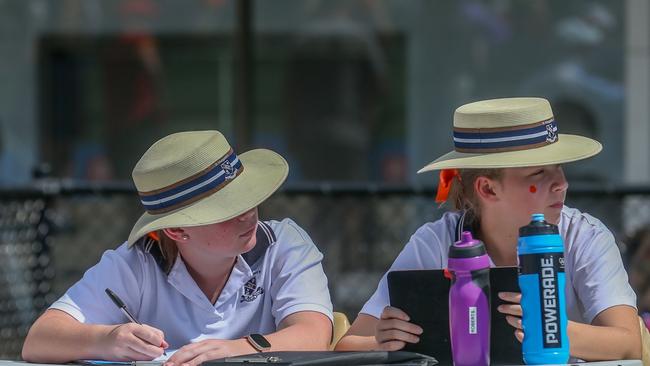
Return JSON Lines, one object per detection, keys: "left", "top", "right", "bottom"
{"left": 560, "top": 205, "right": 610, "bottom": 234}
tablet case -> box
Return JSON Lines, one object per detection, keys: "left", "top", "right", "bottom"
{"left": 204, "top": 351, "right": 437, "bottom": 365}
{"left": 387, "top": 266, "right": 522, "bottom": 365}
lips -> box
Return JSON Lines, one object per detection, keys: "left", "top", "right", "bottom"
{"left": 550, "top": 202, "right": 564, "bottom": 209}
{"left": 240, "top": 225, "right": 257, "bottom": 237}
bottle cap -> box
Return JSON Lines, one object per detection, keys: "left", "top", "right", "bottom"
{"left": 519, "top": 213, "right": 559, "bottom": 237}
{"left": 449, "top": 231, "right": 487, "bottom": 258}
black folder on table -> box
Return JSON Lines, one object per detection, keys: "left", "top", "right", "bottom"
{"left": 387, "top": 266, "right": 522, "bottom": 365}
{"left": 204, "top": 351, "right": 437, "bottom": 365}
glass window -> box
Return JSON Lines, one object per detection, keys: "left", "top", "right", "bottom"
{"left": 0, "top": 0, "right": 626, "bottom": 185}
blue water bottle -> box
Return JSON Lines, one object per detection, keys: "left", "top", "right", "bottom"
{"left": 518, "top": 213, "right": 570, "bottom": 364}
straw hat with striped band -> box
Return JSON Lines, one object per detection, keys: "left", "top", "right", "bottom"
{"left": 127, "top": 130, "right": 288, "bottom": 247}
{"left": 418, "top": 97, "right": 602, "bottom": 173}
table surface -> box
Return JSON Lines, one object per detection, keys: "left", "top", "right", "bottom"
{"left": 0, "top": 359, "right": 643, "bottom": 366}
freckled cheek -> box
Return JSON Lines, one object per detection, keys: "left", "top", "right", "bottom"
{"left": 197, "top": 228, "right": 226, "bottom": 244}
{"left": 215, "top": 220, "right": 235, "bottom": 232}
{"left": 511, "top": 190, "right": 543, "bottom": 213}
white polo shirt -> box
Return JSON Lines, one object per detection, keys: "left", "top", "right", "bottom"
{"left": 361, "top": 206, "right": 637, "bottom": 325}
{"left": 50, "top": 219, "right": 333, "bottom": 349}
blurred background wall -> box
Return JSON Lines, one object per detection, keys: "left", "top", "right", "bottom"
{"left": 0, "top": 0, "right": 650, "bottom": 359}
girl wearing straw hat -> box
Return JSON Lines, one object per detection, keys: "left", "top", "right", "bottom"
{"left": 22, "top": 131, "right": 333, "bottom": 365}
{"left": 336, "top": 97, "right": 642, "bottom": 361}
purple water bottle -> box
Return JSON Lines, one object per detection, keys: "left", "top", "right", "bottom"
{"left": 448, "top": 231, "right": 491, "bottom": 366}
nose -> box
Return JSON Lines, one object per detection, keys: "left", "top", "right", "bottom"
{"left": 237, "top": 207, "right": 257, "bottom": 222}
{"left": 551, "top": 166, "right": 569, "bottom": 193}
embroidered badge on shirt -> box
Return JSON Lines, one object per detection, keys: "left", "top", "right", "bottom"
{"left": 240, "top": 275, "right": 264, "bottom": 302}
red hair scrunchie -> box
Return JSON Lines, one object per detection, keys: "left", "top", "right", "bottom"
{"left": 435, "top": 169, "right": 460, "bottom": 203}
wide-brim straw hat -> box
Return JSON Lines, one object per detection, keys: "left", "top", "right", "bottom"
{"left": 418, "top": 97, "right": 602, "bottom": 173}
{"left": 127, "top": 130, "right": 288, "bottom": 246}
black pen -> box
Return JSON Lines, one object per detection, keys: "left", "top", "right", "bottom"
{"left": 105, "top": 288, "right": 167, "bottom": 356}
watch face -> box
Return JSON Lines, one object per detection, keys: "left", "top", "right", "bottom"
{"left": 249, "top": 333, "right": 271, "bottom": 349}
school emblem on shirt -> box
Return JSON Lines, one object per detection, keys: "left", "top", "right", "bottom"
{"left": 221, "top": 160, "right": 237, "bottom": 180}
{"left": 240, "top": 276, "right": 264, "bottom": 302}
{"left": 545, "top": 122, "right": 558, "bottom": 143}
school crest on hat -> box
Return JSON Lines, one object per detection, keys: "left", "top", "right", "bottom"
{"left": 221, "top": 159, "right": 238, "bottom": 180}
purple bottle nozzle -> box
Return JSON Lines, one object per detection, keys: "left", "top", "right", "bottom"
{"left": 448, "top": 231, "right": 489, "bottom": 270}
{"left": 456, "top": 231, "right": 481, "bottom": 247}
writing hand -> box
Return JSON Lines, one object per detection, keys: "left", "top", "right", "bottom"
{"left": 102, "top": 323, "right": 168, "bottom": 361}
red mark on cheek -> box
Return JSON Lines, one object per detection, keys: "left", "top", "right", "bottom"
{"left": 529, "top": 185, "right": 537, "bottom": 193}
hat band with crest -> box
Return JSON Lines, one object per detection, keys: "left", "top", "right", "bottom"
{"left": 453, "top": 118, "right": 558, "bottom": 153}
{"left": 138, "top": 149, "right": 243, "bottom": 214}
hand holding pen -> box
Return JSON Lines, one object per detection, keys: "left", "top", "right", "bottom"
{"left": 105, "top": 288, "right": 167, "bottom": 356}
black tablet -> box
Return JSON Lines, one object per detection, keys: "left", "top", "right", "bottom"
{"left": 387, "top": 266, "right": 522, "bottom": 365}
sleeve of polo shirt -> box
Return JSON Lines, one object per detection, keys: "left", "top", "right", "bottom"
{"left": 572, "top": 226, "right": 637, "bottom": 324}
{"left": 48, "top": 243, "right": 146, "bottom": 325}
{"left": 359, "top": 223, "right": 445, "bottom": 319}
{"left": 268, "top": 219, "right": 333, "bottom": 327}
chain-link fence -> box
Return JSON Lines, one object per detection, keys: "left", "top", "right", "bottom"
{"left": 1, "top": 181, "right": 650, "bottom": 359}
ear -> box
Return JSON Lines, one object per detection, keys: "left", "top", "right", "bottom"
{"left": 474, "top": 176, "right": 500, "bottom": 204}
{"left": 162, "top": 227, "right": 188, "bottom": 242}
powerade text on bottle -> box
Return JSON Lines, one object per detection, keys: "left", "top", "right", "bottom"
{"left": 518, "top": 213, "right": 569, "bottom": 364}
{"left": 448, "top": 231, "right": 490, "bottom": 366}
